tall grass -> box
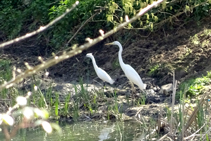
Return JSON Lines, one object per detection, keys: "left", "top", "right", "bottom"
{"left": 156, "top": 71, "right": 211, "bottom": 140}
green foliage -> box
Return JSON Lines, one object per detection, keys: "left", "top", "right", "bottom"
{"left": 148, "top": 64, "right": 160, "bottom": 76}
{"left": 55, "top": 92, "right": 59, "bottom": 117}
{"left": 0, "top": 59, "right": 12, "bottom": 82}
{"left": 107, "top": 0, "right": 211, "bottom": 31}
{"left": 0, "top": 0, "right": 22, "bottom": 38}
{"left": 1, "top": 0, "right": 211, "bottom": 49}
{"left": 0, "top": 0, "right": 52, "bottom": 39}
{"left": 64, "top": 93, "right": 71, "bottom": 115}
{"left": 48, "top": 0, "right": 111, "bottom": 48}
{"left": 179, "top": 71, "right": 211, "bottom": 97}
{"left": 147, "top": 63, "right": 172, "bottom": 78}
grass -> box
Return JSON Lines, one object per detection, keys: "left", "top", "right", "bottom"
{"left": 0, "top": 59, "right": 17, "bottom": 107}
{"left": 146, "top": 71, "right": 211, "bottom": 140}
{"left": 55, "top": 92, "right": 59, "bottom": 118}
{"left": 0, "top": 59, "right": 12, "bottom": 82}
{"left": 64, "top": 93, "right": 71, "bottom": 115}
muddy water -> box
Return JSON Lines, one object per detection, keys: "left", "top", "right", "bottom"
{"left": 9, "top": 121, "right": 147, "bottom": 141}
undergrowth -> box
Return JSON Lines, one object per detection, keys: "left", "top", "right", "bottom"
{"left": 178, "top": 71, "right": 211, "bottom": 98}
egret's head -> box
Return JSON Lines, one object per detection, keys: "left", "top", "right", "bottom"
{"left": 105, "top": 41, "right": 120, "bottom": 46}
{"left": 86, "top": 53, "right": 93, "bottom": 58}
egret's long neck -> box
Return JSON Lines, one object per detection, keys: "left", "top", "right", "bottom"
{"left": 117, "top": 43, "right": 125, "bottom": 68}
{"left": 90, "top": 56, "right": 99, "bottom": 70}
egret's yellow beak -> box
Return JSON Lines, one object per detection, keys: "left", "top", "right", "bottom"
{"left": 105, "top": 42, "right": 113, "bottom": 45}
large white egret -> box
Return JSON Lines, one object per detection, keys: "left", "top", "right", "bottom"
{"left": 86, "top": 53, "right": 114, "bottom": 85}
{"left": 105, "top": 41, "right": 146, "bottom": 92}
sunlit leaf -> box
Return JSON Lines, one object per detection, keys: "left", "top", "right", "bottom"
{"left": 2, "top": 114, "right": 14, "bottom": 126}
{"left": 140, "top": 21, "right": 143, "bottom": 26}
{"left": 150, "top": 22, "right": 153, "bottom": 31}
{"left": 162, "top": 0, "right": 166, "bottom": 10}
{"left": 16, "top": 96, "right": 27, "bottom": 106}
{"left": 34, "top": 108, "right": 49, "bottom": 119}
{"left": 133, "top": 9, "right": 136, "bottom": 15}
{"left": 120, "top": 17, "right": 123, "bottom": 22}
{"left": 23, "top": 107, "right": 34, "bottom": 119}
{"left": 51, "top": 123, "right": 62, "bottom": 135}
{"left": 146, "top": 13, "right": 149, "bottom": 20}
{"left": 42, "top": 121, "right": 52, "bottom": 133}
{"left": 185, "top": 5, "right": 190, "bottom": 12}
{"left": 154, "top": 16, "right": 158, "bottom": 22}
{"left": 151, "top": 13, "right": 154, "bottom": 18}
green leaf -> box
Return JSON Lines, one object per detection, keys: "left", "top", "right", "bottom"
{"left": 162, "top": 0, "right": 166, "bottom": 10}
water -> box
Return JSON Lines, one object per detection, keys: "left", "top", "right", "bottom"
{"left": 3, "top": 120, "right": 147, "bottom": 141}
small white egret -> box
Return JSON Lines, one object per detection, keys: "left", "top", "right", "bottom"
{"left": 105, "top": 41, "right": 146, "bottom": 92}
{"left": 86, "top": 53, "right": 114, "bottom": 85}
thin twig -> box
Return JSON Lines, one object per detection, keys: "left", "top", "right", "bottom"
{"left": 0, "top": 0, "right": 164, "bottom": 91}
{"left": 201, "top": 126, "right": 211, "bottom": 140}
{"left": 158, "top": 134, "right": 168, "bottom": 141}
{"left": 170, "top": 71, "right": 177, "bottom": 136}
{"left": 145, "top": 128, "right": 157, "bottom": 140}
{"left": 180, "top": 87, "right": 186, "bottom": 141}
{"left": 184, "top": 123, "right": 206, "bottom": 140}
{"left": 0, "top": 1, "right": 79, "bottom": 48}
{"left": 66, "top": 11, "right": 101, "bottom": 45}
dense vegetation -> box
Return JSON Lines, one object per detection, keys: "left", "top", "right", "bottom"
{"left": 0, "top": 0, "right": 210, "bottom": 48}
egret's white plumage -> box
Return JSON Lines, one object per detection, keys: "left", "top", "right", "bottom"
{"left": 106, "top": 41, "right": 146, "bottom": 91}
{"left": 86, "top": 53, "right": 114, "bottom": 84}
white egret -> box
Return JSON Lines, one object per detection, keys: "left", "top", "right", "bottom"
{"left": 86, "top": 53, "right": 114, "bottom": 85}
{"left": 105, "top": 41, "right": 146, "bottom": 93}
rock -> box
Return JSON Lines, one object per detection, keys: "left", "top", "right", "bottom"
{"left": 146, "top": 89, "right": 156, "bottom": 95}
{"left": 146, "top": 89, "right": 166, "bottom": 103}
{"left": 159, "top": 83, "right": 173, "bottom": 96}
{"left": 153, "top": 86, "right": 160, "bottom": 92}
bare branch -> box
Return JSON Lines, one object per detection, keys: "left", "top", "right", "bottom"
{"left": 66, "top": 12, "right": 99, "bottom": 45}
{"left": 0, "top": 1, "right": 79, "bottom": 48}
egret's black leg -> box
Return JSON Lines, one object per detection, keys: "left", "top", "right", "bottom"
{"left": 102, "top": 81, "right": 105, "bottom": 95}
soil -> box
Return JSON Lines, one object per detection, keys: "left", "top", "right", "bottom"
{"left": 1, "top": 16, "right": 211, "bottom": 122}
